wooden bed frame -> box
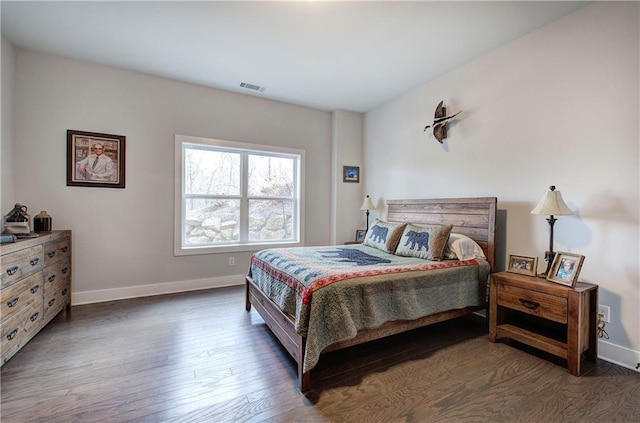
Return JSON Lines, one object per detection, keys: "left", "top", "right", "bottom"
{"left": 245, "top": 197, "right": 497, "bottom": 393}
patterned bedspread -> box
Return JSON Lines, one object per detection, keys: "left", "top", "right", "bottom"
{"left": 248, "top": 244, "right": 490, "bottom": 373}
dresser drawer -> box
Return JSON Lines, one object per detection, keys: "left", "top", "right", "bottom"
{"left": 43, "top": 239, "right": 71, "bottom": 266}
{"left": 1, "top": 271, "right": 42, "bottom": 320}
{"left": 1, "top": 245, "right": 44, "bottom": 288}
{"left": 21, "top": 299, "right": 44, "bottom": 340}
{"left": 496, "top": 282, "right": 567, "bottom": 324}
{"left": 44, "top": 284, "right": 70, "bottom": 320}
{"left": 43, "top": 258, "right": 71, "bottom": 293}
{"left": 1, "top": 300, "right": 42, "bottom": 362}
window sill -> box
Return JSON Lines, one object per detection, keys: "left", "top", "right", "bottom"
{"left": 174, "top": 240, "right": 303, "bottom": 256}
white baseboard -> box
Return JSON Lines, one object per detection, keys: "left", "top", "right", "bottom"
{"left": 598, "top": 339, "right": 640, "bottom": 373}
{"left": 72, "top": 274, "right": 246, "bottom": 305}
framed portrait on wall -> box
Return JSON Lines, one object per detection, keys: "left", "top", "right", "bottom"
{"left": 67, "top": 129, "right": 126, "bottom": 188}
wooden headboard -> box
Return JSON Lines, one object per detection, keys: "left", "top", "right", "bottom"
{"left": 387, "top": 197, "right": 497, "bottom": 270}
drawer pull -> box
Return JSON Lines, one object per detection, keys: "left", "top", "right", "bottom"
{"left": 30, "top": 312, "right": 39, "bottom": 322}
{"left": 7, "top": 328, "right": 18, "bottom": 341}
{"left": 6, "top": 266, "right": 19, "bottom": 276}
{"left": 61, "top": 247, "right": 68, "bottom": 253}
{"left": 61, "top": 268, "right": 69, "bottom": 274}
{"left": 61, "top": 288, "right": 68, "bottom": 296}
{"left": 48, "top": 298, "right": 56, "bottom": 307}
{"left": 519, "top": 298, "right": 540, "bottom": 310}
{"left": 30, "top": 257, "right": 40, "bottom": 266}
{"left": 48, "top": 274, "right": 56, "bottom": 283}
{"left": 7, "top": 297, "right": 19, "bottom": 308}
{"left": 30, "top": 284, "right": 40, "bottom": 294}
{"left": 47, "top": 251, "right": 56, "bottom": 258}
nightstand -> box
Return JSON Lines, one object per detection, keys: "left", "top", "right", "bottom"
{"left": 489, "top": 271, "right": 598, "bottom": 376}
{"left": 343, "top": 242, "right": 361, "bottom": 245}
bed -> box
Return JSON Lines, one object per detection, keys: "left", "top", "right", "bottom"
{"left": 245, "top": 197, "right": 497, "bottom": 393}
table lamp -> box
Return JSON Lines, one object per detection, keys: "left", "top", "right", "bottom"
{"left": 531, "top": 185, "right": 573, "bottom": 277}
{"left": 360, "top": 195, "right": 376, "bottom": 230}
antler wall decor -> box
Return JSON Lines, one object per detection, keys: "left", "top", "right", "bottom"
{"left": 423, "top": 101, "right": 462, "bottom": 143}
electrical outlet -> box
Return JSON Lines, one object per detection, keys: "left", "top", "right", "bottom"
{"left": 598, "top": 305, "right": 610, "bottom": 323}
{"left": 228, "top": 257, "right": 235, "bottom": 266}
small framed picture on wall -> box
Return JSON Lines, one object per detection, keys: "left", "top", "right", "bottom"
{"left": 343, "top": 166, "right": 360, "bottom": 183}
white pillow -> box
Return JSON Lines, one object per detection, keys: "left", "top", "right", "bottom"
{"left": 443, "top": 233, "right": 486, "bottom": 261}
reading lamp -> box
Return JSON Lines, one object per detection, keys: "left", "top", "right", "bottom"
{"left": 360, "top": 195, "right": 376, "bottom": 230}
{"left": 531, "top": 185, "right": 573, "bottom": 277}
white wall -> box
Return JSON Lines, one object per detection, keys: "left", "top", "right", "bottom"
{"left": 1, "top": 37, "right": 16, "bottom": 220}
{"left": 8, "top": 49, "right": 332, "bottom": 303}
{"left": 364, "top": 2, "right": 639, "bottom": 369}
{"left": 331, "top": 110, "right": 367, "bottom": 245}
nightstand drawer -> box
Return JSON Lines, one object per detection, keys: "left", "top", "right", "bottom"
{"left": 496, "top": 283, "right": 567, "bottom": 324}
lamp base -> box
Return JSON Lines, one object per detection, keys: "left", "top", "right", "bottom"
{"left": 538, "top": 251, "right": 556, "bottom": 279}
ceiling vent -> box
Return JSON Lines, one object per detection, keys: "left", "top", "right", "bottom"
{"left": 239, "top": 82, "right": 265, "bottom": 92}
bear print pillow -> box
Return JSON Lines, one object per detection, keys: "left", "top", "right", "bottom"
{"left": 395, "top": 223, "right": 453, "bottom": 260}
{"left": 362, "top": 219, "right": 406, "bottom": 253}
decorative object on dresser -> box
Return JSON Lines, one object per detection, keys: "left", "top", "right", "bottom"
{"left": 3, "top": 203, "right": 31, "bottom": 236}
{"left": 507, "top": 254, "right": 538, "bottom": 277}
{"left": 342, "top": 166, "right": 359, "bottom": 183}
{"left": 33, "top": 210, "right": 53, "bottom": 232}
{"left": 354, "top": 229, "right": 366, "bottom": 243}
{"left": 423, "top": 100, "right": 462, "bottom": 143}
{"left": 546, "top": 251, "right": 585, "bottom": 287}
{"left": 67, "top": 129, "right": 126, "bottom": 188}
{"left": 489, "top": 272, "right": 597, "bottom": 376}
{"left": 0, "top": 235, "right": 17, "bottom": 244}
{"left": 359, "top": 194, "right": 375, "bottom": 230}
{"left": 1, "top": 231, "right": 72, "bottom": 365}
{"left": 530, "top": 185, "right": 573, "bottom": 277}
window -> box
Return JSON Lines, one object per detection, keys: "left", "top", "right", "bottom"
{"left": 175, "top": 135, "right": 305, "bottom": 255}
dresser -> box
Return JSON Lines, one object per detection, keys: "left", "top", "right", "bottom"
{"left": 1, "top": 230, "right": 71, "bottom": 365}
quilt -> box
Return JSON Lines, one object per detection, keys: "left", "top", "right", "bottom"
{"left": 248, "top": 244, "right": 490, "bottom": 372}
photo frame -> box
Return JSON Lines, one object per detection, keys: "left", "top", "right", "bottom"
{"left": 507, "top": 254, "right": 538, "bottom": 276}
{"left": 547, "top": 251, "right": 585, "bottom": 287}
{"left": 355, "top": 229, "right": 366, "bottom": 243}
{"left": 67, "top": 129, "right": 126, "bottom": 188}
{"left": 343, "top": 166, "right": 360, "bottom": 183}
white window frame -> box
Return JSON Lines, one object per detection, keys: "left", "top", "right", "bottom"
{"left": 174, "top": 135, "right": 305, "bottom": 256}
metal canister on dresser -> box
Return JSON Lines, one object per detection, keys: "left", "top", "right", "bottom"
{"left": 34, "top": 211, "right": 52, "bottom": 232}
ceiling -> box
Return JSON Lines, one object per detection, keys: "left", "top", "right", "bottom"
{"left": 1, "top": 1, "right": 588, "bottom": 113}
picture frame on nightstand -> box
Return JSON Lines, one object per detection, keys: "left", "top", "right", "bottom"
{"left": 355, "top": 229, "right": 366, "bottom": 243}
{"left": 507, "top": 254, "right": 538, "bottom": 276}
{"left": 547, "top": 251, "right": 585, "bottom": 287}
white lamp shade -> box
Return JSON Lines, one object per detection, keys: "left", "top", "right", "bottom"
{"left": 531, "top": 186, "right": 572, "bottom": 216}
{"left": 360, "top": 196, "right": 375, "bottom": 211}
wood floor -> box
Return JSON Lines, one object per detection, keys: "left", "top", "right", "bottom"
{"left": 1, "top": 286, "right": 639, "bottom": 423}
